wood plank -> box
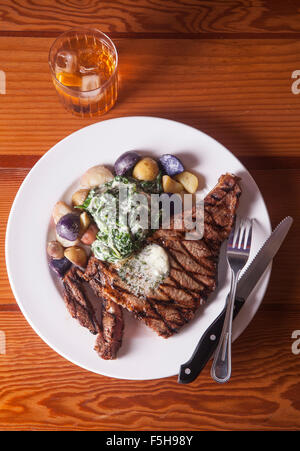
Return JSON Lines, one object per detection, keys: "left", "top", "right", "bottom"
{"left": 4, "top": 31, "right": 300, "bottom": 40}
{"left": 2, "top": 155, "right": 300, "bottom": 171}
{"left": 1, "top": 0, "right": 300, "bottom": 35}
{"left": 1, "top": 2, "right": 299, "bottom": 433}
{"left": 253, "top": 170, "right": 299, "bottom": 305}
{"left": 1, "top": 37, "right": 300, "bottom": 158}
{"left": 1, "top": 168, "right": 299, "bottom": 307}
{"left": 0, "top": 308, "right": 299, "bottom": 430}
{"left": 0, "top": 169, "right": 28, "bottom": 304}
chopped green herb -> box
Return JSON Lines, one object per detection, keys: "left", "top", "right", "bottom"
{"left": 78, "top": 176, "right": 160, "bottom": 263}
{"left": 137, "top": 171, "right": 163, "bottom": 194}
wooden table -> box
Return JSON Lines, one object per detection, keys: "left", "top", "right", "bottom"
{"left": 0, "top": 0, "right": 299, "bottom": 431}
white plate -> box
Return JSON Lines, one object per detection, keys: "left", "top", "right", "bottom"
{"left": 5, "top": 117, "right": 271, "bottom": 380}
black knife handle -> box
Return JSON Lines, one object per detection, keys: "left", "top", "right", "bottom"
{"left": 178, "top": 297, "right": 245, "bottom": 384}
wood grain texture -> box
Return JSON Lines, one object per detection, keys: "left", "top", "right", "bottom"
{"left": 0, "top": 169, "right": 27, "bottom": 305}
{"left": 1, "top": 37, "right": 300, "bottom": 158}
{"left": 1, "top": 0, "right": 300, "bottom": 35}
{"left": 0, "top": 308, "right": 299, "bottom": 431}
{"left": 253, "top": 170, "right": 299, "bottom": 306}
{"left": 1, "top": 5, "right": 300, "bottom": 429}
{"left": 2, "top": 155, "right": 300, "bottom": 170}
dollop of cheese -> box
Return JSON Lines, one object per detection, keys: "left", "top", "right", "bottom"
{"left": 117, "top": 243, "right": 169, "bottom": 297}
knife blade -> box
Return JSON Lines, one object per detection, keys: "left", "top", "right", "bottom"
{"left": 178, "top": 216, "right": 293, "bottom": 384}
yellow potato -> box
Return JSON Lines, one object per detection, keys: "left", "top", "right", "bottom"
{"left": 79, "top": 211, "right": 91, "bottom": 233}
{"left": 162, "top": 175, "right": 184, "bottom": 194}
{"left": 64, "top": 246, "right": 87, "bottom": 268}
{"left": 72, "top": 189, "right": 89, "bottom": 206}
{"left": 132, "top": 157, "right": 159, "bottom": 181}
{"left": 174, "top": 171, "right": 199, "bottom": 194}
{"left": 52, "top": 201, "right": 72, "bottom": 224}
{"left": 81, "top": 165, "right": 113, "bottom": 188}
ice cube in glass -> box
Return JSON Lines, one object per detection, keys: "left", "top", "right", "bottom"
{"left": 55, "top": 50, "right": 78, "bottom": 74}
{"left": 81, "top": 74, "right": 101, "bottom": 91}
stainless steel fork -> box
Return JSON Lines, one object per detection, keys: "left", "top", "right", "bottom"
{"left": 211, "top": 217, "right": 253, "bottom": 383}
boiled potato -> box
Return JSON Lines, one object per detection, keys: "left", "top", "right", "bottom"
{"left": 132, "top": 157, "right": 159, "bottom": 181}
{"left": 79, "top": 211, "right": 91, "bottom": 233}
{"left": 174, "top": 171, "right": 199, "bottom": 194}
{"left": 81, "top": 165, "right": 113, "bottom": 188}
{"left": 56, "top": 213, "right": 80, "bottom": 242}
{"left": 56, "top": 232, "right": 79, "bottom": 248}
{"left": 159, "top": 154, "right": 184, "bottom": 176}
{"left": 64, "top": 246, "right": 87, "bottom": 268}
{"left": 52, "top": 201, "right": 72, "bottom": 224}
{"left": 81, "top": 223, "right": 99, "bottom": 245}
{"left": 49, "top": 257, "right": 71, "bottom": 278}
{"left": 72, "top": 188, "right": 89, "bottom": 206}
{"left": 114, "top": 151, "right": 140, "bottom": 176}
{"left": 47, "top": 241, "right": 64, "bottom": 260}
{"left": 162, "top": 175, "right": 184, "bottom": 194}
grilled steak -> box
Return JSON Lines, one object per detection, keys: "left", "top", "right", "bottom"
{"left": 94, "top": 298, "right": 123, "bottom": 360}
{"left": 63, "top": 266, "right": 99, "bottom": 335}
{"left": 84, "top": 173, "right": 241, "bottom": 338}
{"left": 63, "top": 267, "right": 123, "bottom": 359}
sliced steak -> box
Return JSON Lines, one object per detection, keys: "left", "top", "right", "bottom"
{"left": 84, "top": 173, "right": 241, "bottom": 338}
{"left": 95, "top": 298, "right": 123, "bottom": 360}
{"left": 63, "top": 267, "right": 124, "bottom": 359}
{"left": 63, "top": 266, "right": 99, "bottom": 335}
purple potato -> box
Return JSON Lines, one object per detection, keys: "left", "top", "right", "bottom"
{"left": 49, "top": 257, "right": 71, "bottom": 277}
{"left": 158, "top": 154, "right": 184, "bottom": 176}
{"left": 56, "top": 213, "right": 80, "bottom": 241}
{"left": 114, "top": 151, "right": 141, "bottom": 176}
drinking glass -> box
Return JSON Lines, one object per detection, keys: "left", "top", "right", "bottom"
{"left": 48, "top": 28, "right": 118, "bottom": 118}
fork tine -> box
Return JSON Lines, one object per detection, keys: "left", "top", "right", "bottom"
{"left": 232, "top": 217, "right": 241, "bottom": 247}
{"left": 230, "top": 217, "right": 253, "bottom": 250}
{"left": 243, "top": 219, "right": 253, "bottom": 250}
{"left": 237, "top": 219, "right": 246, "bottom": 249}
{"left": 227, "top": 219, "right": 236, "bottom": 247}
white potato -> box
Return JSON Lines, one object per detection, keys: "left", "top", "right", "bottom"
{"left": 72, "top": 188, "right": 89, "bottom": 206}
{"left": 56, "top": 232, "right": 79, "bottom": 248}
{"left": 174, "top": 171, "right": 199, "bottom": 194}
{"left": 47, "top": 241, "right": 64, "bottom": 259}
{"left": 162, "top": 175, "right": 184, "bottom": 194}
{"left": 81, "top": 165, "right": 113, "bottom": 188}
{"left": 52, "top": 201, "right": 72, "bottom": 224}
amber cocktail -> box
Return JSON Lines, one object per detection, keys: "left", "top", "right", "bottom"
{"left": 49, "top": 29, "right": 118, "bottom": 118}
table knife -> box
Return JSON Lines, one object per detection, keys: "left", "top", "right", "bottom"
{"left": 178, "top": 216, "right": 293, "bottom": 384}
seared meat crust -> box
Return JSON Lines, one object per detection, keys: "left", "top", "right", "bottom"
{"left": 83, "top": 173, "right": 241, "bottom": 338}
{"left": 63, "top": 267, "right": 123, "bottom": 359}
